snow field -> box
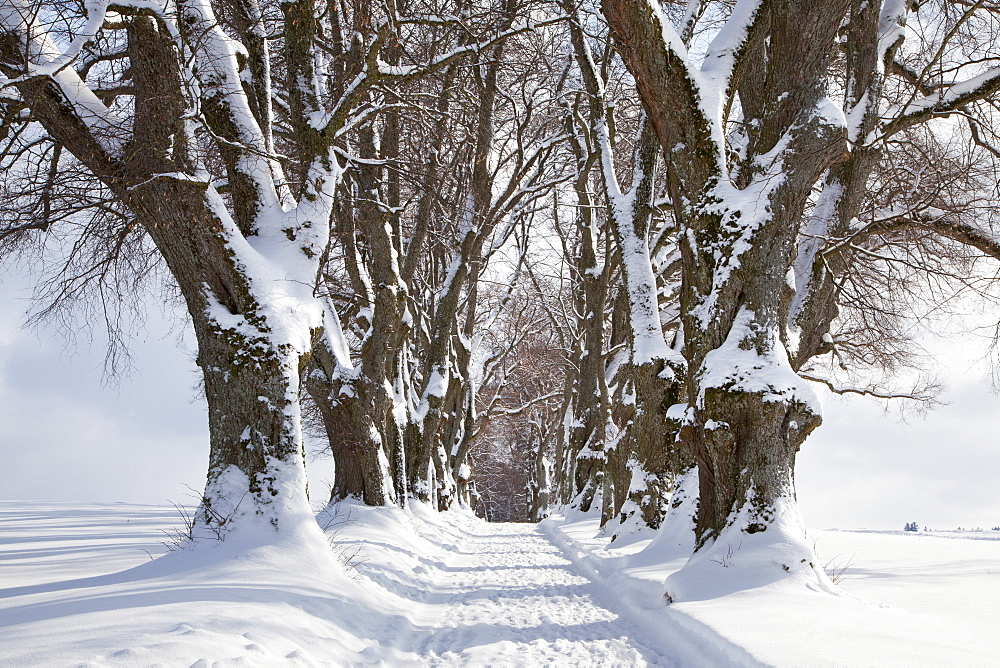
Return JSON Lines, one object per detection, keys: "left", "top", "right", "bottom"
{"left": 0, "top": 502, "right": 382, "bottom": 666}
{"left": 3, "top": 501, "right": 999, "bottom": 666}
{"left": 544, "top": 512, "right": 1000, "bottom": 666}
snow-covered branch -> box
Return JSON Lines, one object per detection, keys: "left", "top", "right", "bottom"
{"left": 799, "top": 372, "right": 938, "bottom": 403}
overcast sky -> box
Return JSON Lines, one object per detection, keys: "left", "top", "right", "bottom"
{"left": 1, "top": 277, "right": 998, "bottom": 531}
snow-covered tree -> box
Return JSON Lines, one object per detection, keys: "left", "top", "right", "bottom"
{"left": 0, "top": 0, "right": 533, "bottom": 544}
{"left": 297, "top": 0, "right": 568, "bottom": 512}
{"left": 561, "top": 2, "right": 692, "bottom": 535}
{"left": 600, "top": 0, "right": 1000, "bottom": 596}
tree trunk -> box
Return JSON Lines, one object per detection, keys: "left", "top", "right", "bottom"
{"left": 127, "top": 179, "right": 324, "bottom": 539}
{"left": 601, "top": 0, "right": 851, "bottom": 599}
{"left": 610, "top": 358, "right": 691, "bottom": 537}
{"left": 529, "top": 437, "right": 553, "bottom": 522}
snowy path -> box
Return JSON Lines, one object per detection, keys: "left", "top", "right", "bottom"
{"left": 4, "top": 502, "right": 1000, "bottom": 665}
{"left": 0, "top": 502, "right": 690, "bottom": 666}
{"left": 359, "top": 516, "right": 676, "bottom": 666}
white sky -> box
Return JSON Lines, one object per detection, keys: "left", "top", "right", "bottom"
{"left": 1, "top": 278, "right": 998, "bottom": 531}
{"left": 799, "top": 344, "right": 1000, "bottom": 531}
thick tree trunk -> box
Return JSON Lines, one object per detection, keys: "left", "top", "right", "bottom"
{"left": 601, "top": 0, "right": 852, "bottom": 599}
{"left": 308, "top": 386, "right": 395, "bottom": 506}
{"left": 307, "top": 313, "right": 400, "bottom": 507}
{"left": 693, "top": 385, "right": 820, "bottom": 541}
{"left": 609, "top": 359, "right": 690, "bottom": 537}
{"left": 313, "top": 118, "right": 410, "bottom": 509}
{"left": 194, "top": 321, "right": 312, "bottom": 535}
{"left": 408, "top": 377, "right": 448, "bottom": 503}
{"left": 6, "top": 7, "right": 334, "bottom": 541}
{"left": 126, "top": 179, "right": 323, "bottom": 539}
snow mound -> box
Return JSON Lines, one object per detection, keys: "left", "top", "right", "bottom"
{"left": 663, "top": 495, "right": 840, "bottom": 603}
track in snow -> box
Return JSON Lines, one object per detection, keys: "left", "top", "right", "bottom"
{"left": 362, "top": 517, "right": 676, "bottom": 666}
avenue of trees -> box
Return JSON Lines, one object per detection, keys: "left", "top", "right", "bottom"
{"left": 2, "top": 0, "right": 1000, "bottom": 597}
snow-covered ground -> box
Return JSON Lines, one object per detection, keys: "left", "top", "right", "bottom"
{"left": 546, "top": 513, "right": 1000, "bottom": 666}
{"left": 1, "top": 501, "right": 998, "bottom": 666}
